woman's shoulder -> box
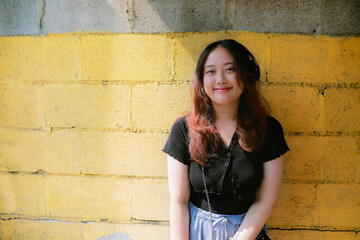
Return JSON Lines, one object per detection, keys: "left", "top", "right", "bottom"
{"left": 266, "top": 116, "right": 285, "bottom": 134}
{"left": 171, "top": 116, "right": 188, "bottom": 131}
{"left": 163, "top": 116, "right": 191, "bottom": 164}
{"left": 173, "top": 116, "right": 187, "bottom": 126}
{"left": 258, "top": 116, "right": 289, "bottom": 161}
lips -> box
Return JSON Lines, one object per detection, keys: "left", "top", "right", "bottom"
{"left": 214, "top": 87, "right": 232, "bottom": 92}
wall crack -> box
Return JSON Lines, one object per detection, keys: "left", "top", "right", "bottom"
{"left": 126, "top": 0, "right": 135, "bottom": 32}
{"left": 38, "top": 0, "right": 46, "bottom": 33}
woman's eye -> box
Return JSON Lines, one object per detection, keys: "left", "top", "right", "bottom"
{"left": 226, "top": 67, "right": 234, "bottom": 72}
{"left": 206, "top": 70, "right": 214, "bottom": 74}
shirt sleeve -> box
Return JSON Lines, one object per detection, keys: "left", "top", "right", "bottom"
{"left": 162, "top": 117, "right": 191, "bottom": 165}
{"left": 258, "top": 116, "right": 290, "bottom": 162}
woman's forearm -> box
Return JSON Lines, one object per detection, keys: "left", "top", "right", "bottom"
{"left": 232, "top": 200, "right": 274, "bottom": 240}
{"left": 170, "top": 200, "right": 190, "bottom": 240}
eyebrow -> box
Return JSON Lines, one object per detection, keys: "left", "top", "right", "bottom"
{"left": 205, "top": 62, "right": 234, "bottom": 68}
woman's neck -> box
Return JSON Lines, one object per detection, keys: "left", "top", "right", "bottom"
{"left": 212, "top": 103, "right": 239, "bottom": 148}
{"left": 213, "top": 103, "right": 238, "bottom": 122}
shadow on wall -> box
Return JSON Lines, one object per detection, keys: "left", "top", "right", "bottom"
{"left": 1, "top": 0, "right": 360, "bottom": 36}
{"left": 138, "top": 0, "right": 227, "bottom": 33}
{"left": 143, "top": 0, "right": 360, "bottom": 35}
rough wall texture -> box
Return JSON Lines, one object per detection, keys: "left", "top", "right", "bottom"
{"left": 1, "top": 0, "right": 360, "bottom": 36}
{"left": 0, "top": 31, "right": 359, "bottom": 240}
{"left": 0, "top": 1, "right": 359, "bottom": 240}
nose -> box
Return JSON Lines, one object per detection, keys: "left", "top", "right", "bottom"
{"left": 216, "top": 71, "right": 226, "bottom": 84}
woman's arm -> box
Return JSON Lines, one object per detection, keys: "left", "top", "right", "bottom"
{"left": 167, "top": 155, "right": 191, "bottom": 240}
{"left": 232, "top": 155, "right": 284, "bottom": 240}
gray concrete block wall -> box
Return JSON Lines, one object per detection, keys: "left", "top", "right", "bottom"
{"left": 133, "top": 0, "right": 227, "bottom": 33}
{"left": 226, "top": 0, "right": 323, "bottom": 34}
{"left": 323, "top": 0, "right": 360, "bottom": 35}
{"left": 42, "top": 0, "right": 130, "bottom": 34}
{"left": 0, "top": 0, "right": 40, "bottom": 35}
{"left": 1, "top": 0, "right": 359, "bottom": 36}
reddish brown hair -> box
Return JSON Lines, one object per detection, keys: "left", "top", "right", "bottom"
{"left": 187, "top": 39, "right": 269, "bottom": 165}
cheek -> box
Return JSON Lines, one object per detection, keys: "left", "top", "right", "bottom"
{"left": 203, "top": 77, "right": 212, "bottom": 94}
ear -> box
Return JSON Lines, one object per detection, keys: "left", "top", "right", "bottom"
{"left": 190, "top": 72, "right": 197, "bottom": 84}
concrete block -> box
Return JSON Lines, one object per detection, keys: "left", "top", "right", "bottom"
{"left": 42, "top": 0, "right": 130, "bottom": 33}
{"left": 325, "top": 37, "right": 360, "bottom": 84}
{"left": 0, "top": 86, "right": 41, "bottom": 128}
{"left": 316, "top": 184, "right": 360, "bottom": 229}
{"left": 323, "top": 0, "right": 360, "bottom": 35}
{"left": 47, "top": 175, "right": 132, "bottom": 222}
{"left": 283, "top": 136, "right": 322, "bottom": 182}
{"left": 324, "top": 88, "right": 359, "bottom": 132}
{"left": 44, "top": 130, "right": 82, "bottom": 174}
{"left": 226, "top": 0, "right": 322, "bottom": 34}
{"left": 80, "top": 34, "right": 171, "bottom": 81}
{"left": 268, "top": 34, "right": 360, "bottom": 84}
{"left": 320, "top": 136, "right": 360, "bottom": 183}
{"left": 260, "top": 86, "right": 321, "bottom": 132}
{"left": 0, "top": 174, "right": 47, "bottom": 216}
{"left": 268, "top": 34, "right": 328, "bottom": 83}
{"left": 132, "top": 179, "right": 169, "bottom": 221}
{"left": 284, "top": 136, "right": 360, "bottom": 183}
{"left": 132, "top": 83, "right": 192, "bottom": 132}
{"left": 174, "top": 32, "right": 267, "bottom": 81}
{"left": 0, "top": 129, "right": 44, "bottom": 172}
{"left": 0, "top": 128, "right": 82, "bottom": 174}
{"left": 44, "top": 84, "right": 131, "bottom": 129}
{"left": 133, "top": 0, "right": 226, "bottom": 33}
{"left": 82, "top": 132, "right": 168, "bottom": 177}
{"left": 0, "top": 219, "right": 83, "bottom": 240}
{"left": 0, "top": 0, "right": 39, "bottom": 36}
{"left": 84, "top": 222, "right": 169, "bottom": 240}
{"left": 270, "top": 230, "right": 356, "bottom": 240}
{"left": 269, "top": 183, "right": 316, "bottom": 228}
{"left": 0, "top": 36, "right": 80, "bottom": 82}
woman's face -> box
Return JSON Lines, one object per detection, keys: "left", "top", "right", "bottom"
{"left": 203, "top": 47, "right": 243, "bottom": 108}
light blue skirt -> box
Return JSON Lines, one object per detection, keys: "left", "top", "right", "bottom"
{"left": 189, "top": 202, "right": 267, "bottom": 240}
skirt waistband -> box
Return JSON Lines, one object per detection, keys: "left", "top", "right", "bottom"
{"left": 189, "top": 202, "right": 246, "bottom": 225}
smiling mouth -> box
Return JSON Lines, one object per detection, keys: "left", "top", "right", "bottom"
{"left": 214, "top": 87, "right": 232, "bottom": 92}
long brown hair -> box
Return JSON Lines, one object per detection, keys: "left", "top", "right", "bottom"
{"left": 187, "top": 39, "right": 269, "bottom": 165}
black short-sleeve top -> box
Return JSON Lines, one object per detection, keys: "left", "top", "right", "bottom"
{"left": 163, "top": 116, "right": 289, "bottom": 215}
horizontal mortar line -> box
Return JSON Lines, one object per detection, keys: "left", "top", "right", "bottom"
{"left": 0, "top": 170, "right": 167, "bottom": 180}
{"left": 1, "top": 31, "right": 359, "bottom": 38}
{"left": 33, "top": 80, "right": 190, "bottom": 86}
{"left": 167, "top": 30, "right": 360, "bottom": 37}
{"left": 267, "top": 227, "right": 359, "bottom": 233}
{"left": 130, "top": 218, "right": 169, "bottom": 225}
{"left": 0, "top": 126, "right": 45, "bottom": 132}
{"left": 14, "top": 79, "right": 360, "bottom": 89}
{"left": 261, "top": 81, "right": 360, "bottom": 89}
{"left": 1, "top": 215, "right": 358, "bottom": 232}
{"left": 282, "top": 179, "right": 360, "bottom": 185}
{"left": 81, "top": 173, "right": 167, "bottom": 180}
{"left": 0, "top": 214, "right": 169, "bottom": 226}
{"left": 49, "top": 126, "right": 170, "bottom": 134}
{"left": 2, "top": 125, "right": 357, "bottom": 137}
{"left": 285, "top": 131, "right": 360, "bottom": 137}
{"left": 0, "top": 171, "right": 357, "bottom": 185}
{"left": 4, "top": 79, "right": 359, "bottom": 89}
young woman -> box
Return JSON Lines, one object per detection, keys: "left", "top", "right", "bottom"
{"left": 163, "top": 39, "right": 289, "bottom": 240}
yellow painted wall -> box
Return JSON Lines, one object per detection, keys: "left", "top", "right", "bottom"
{"left": 0, "top": 31, "right": 359, "bottom": 239}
